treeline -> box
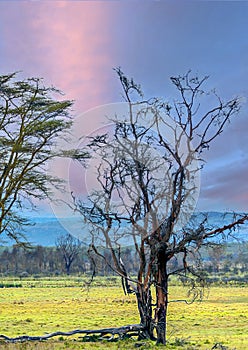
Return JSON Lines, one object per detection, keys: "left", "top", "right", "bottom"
{"left": 0, "top": 245, "right": 138, "bottom": 277}
{"left": 0, "top": 242, "right": 247, "bottom": 280}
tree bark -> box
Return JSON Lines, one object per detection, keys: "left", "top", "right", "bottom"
{"left": 136, "top": 284, "right": 155, "bottom": 340}
{"left": 155, "top": 243, "right": 168, "bottom": 345}
{"left": 0, "top": 324, "right": 144, "bottom": 343}
{"left": 66, "top": 263, "right": 71, "bottom": 275}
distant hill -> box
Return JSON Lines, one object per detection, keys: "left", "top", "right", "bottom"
{"left": 0, "top": 212, "right": 247, "bottom": 247}
{"left": 0, "top": 216, "right": 86, "bottom": 247}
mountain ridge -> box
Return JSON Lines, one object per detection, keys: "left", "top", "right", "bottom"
{"left": 0, "top": 212, "right": 247, "bottom": 247}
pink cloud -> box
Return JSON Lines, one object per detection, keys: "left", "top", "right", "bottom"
{"left": 1, "top": 1, "right": 116, "bottom": 127}
{"left": 0, "top": 1, "right": 121, "bottom": 217}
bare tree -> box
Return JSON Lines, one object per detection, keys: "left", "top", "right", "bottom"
{"left": 0, "top": 72, "right": 87, "bottom": 244}
{"left": 56, "top": 233, "right": 82, "bottom": 275}
{"left": 207, "top": 244, "right": 226, "bottom": 273}
{"left": 73, "top": 69, "right": 247, "bottom": 345}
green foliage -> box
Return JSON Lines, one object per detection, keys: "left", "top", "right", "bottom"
{"left": 0, "top": 282, "right": 22, "bottom": 288}
{"left": 0, "top": 72, "right": 77, "bottom": 243}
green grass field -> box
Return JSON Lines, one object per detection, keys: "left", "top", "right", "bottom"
{"left": 0, "top": 277, "right": 247, "bottom": 349}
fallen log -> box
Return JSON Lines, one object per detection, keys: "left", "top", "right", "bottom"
{"left": 0, "top": 324, "right": 145, "bottom": 343}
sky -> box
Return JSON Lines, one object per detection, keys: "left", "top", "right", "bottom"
{"left": 1, "top": 0, "right": 248, "bottom": 216}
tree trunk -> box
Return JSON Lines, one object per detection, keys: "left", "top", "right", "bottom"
{"left": 155, "top": 244, "right": 168, "bottom": 345}
{"left": 66, "top": 262, "right": 71, "bottom": 275}
{"left": 136, "top": 284, "right": 155, "bottom": 340}
{"left": 155, "top": 273, "right": 168, "bottom": 344}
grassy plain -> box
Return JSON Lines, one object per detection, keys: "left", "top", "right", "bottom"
{"left": 0, "top": 277, "right": 247, "bottom": 349}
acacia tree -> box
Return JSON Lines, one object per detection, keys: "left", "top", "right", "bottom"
{"left": 56, "top": 233, "right": 82, "bottom": 275}
{"left": 72, "top": 69, "right": 248, "bottom": 345}
{"left": 0, "top": 72, "right": 86, "bottom": 244}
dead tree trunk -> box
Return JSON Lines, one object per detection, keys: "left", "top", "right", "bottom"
{"left": 155, "top": 243, "right": 169, "bottom": 345}
{"left": 136, "top": 284, "right": 155, "bottom": 340}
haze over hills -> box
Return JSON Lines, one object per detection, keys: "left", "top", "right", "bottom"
{"left": 0, "top": 216, "right": 85, "bottom": 247}
{"left": 0, "top": 212, "right": 247, "bottom": 247}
